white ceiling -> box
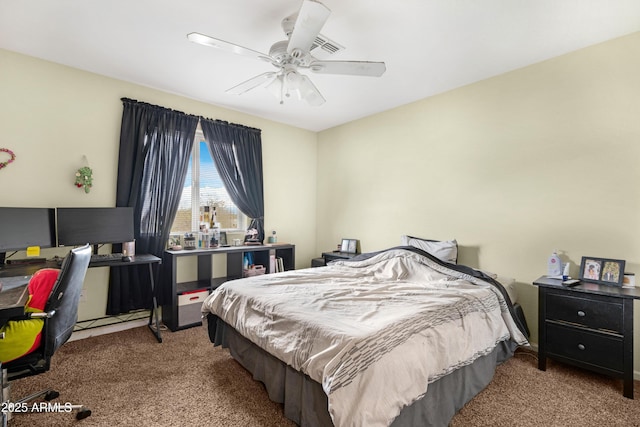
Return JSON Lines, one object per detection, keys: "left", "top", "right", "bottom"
{"left": 1, "top": 0, "right": 639, "bottom": 132}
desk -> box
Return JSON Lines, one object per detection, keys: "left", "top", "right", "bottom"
{"left": 0, "top": 281, "right": 29, "bottom": 426}
{"left": 99, "top": 255, "right": 163, "bottom": 343}
{"left": 0, "top": 283, "right": 28, "bottom": 331}
{"left": 0, "top": 254, "right": 163, "bottom": 343}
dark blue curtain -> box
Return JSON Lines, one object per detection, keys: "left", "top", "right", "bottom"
{"left": 200, "top": 118, "right": 265, "bottom": 243}
{"left": 107, "top": 98, "right": 198, "bottom": 315}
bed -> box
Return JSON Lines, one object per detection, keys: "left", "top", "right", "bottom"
{"left": 201, "top": 246, "right": 529, "bottom": 426}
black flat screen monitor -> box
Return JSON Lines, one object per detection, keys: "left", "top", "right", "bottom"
{"left": 56, "top": 207, "right": 135, "bottom": 247}
{"left": 0, "top": 207, "right": 56, "bottom": 252}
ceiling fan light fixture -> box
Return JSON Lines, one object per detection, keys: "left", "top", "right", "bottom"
{"left": 298, "top": 74, "right": 325, "bottom": 106}
{"left": 285, "top": 69, "right": 301, "bottom": 85}
{"left": 266, "top": 74, "right": 287, "bottom": 104}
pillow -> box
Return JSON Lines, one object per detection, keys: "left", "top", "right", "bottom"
{"left": 28, "top": 268, "right": 60, "bottom": 311}
{"left": 0, "top": 268, "right": 60, "bottom": 363}
{"left": 401, "top": 235, "right": 458, "bottom": 264}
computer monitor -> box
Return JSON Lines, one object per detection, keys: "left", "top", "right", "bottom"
{"left": 56, "top": 207, "right": 135, "bottom": 251}
{"left": 0, "top": 207, "right": 56, "bottom": 264}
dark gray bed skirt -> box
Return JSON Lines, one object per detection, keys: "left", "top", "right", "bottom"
{"left": 207, "top": 314, "right": 517, "bottom": 427}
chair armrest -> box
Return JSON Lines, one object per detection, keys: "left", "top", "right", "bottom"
{"left": 0, "top": 310, "right": 55, "bottom": 339}
{"left": 8, "top": 310, "right": 56, "bottom": 321}
{"left": 28, "top": 310, "right": 56, "bottom": 319}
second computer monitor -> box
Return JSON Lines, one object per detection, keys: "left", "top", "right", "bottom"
{"left": 56, "top": 207, "right": 135, "bottom": 248}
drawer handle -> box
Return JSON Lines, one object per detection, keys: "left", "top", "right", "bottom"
{"left": 577, "top": 343, "right": 586, "bottom": 351}
{"left": 577, "top": 310, "right": 586, "bottom": 317}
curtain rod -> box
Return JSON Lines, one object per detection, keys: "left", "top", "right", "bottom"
{"left": 120, "top": 97, "right": 199, "bottom": 119}
{"left": 121, "top": 98, "right": 260, "bottom": 133}
{"left": 200, "top": 116, "right": 261, "bottom": 133}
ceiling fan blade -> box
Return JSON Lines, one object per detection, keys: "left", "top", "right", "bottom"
{"left": 226, "top": 72, "right": 277, "bottom": 95}
{"left": 287, "top": 0, "right": 331, "bottom": 55}
{"left": 187, "top": 32, "right": 273, "bottom": 63}
{"left": 308, "top": 60, "right": 386, "bottom": 77}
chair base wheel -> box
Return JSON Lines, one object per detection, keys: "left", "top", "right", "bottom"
{"left": 44, "top": 390, "right": 60, "bottom": 401}
{"left": 76, "top": 407, "right": 91, "bottom": 420}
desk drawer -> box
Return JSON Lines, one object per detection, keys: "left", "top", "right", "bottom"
{"left": 178, "top": 290, "right": 209, "bottom": 327}
{"left": 546, "top": 322, "right": 623, "bottom": 372}
{"left": 546, "top": 292, "right": 622, "bottom": 332}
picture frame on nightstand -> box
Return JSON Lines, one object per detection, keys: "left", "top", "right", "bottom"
{"left": 579, "top": 256, "right": 625, "bottom": 287}
{"left": 340, "top": 238, "right": 358, "bottom": 254}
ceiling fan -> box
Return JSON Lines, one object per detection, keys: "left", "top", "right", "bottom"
{"left": 187, "top": 0, "right": 386, "bottom": 106}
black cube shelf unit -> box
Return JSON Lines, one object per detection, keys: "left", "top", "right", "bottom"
{"left": 162, "top": 243, "right": 295, "bottom": 331}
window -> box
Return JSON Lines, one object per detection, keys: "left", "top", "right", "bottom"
{"left": 170, "top": 128, "right": 246, "bottom": 235}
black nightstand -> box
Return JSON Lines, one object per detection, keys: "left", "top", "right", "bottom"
{"left": 322, "top": 251, "right": 358, "bottom": 263}
{"left": 533, "top": 276, "right": 640, "bottom": 398}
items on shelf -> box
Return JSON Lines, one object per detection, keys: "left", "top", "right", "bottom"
{"left": 183, "top": 233, "right": 196, "bottom": 250}
{"left": 210, "top": 206, "right": 218, "bottom": 229}
{"left": 243, "top": 265, "right": 265, "bottom": 277}
{"left": 167, "top": 235, "right": 182, "bottom": 251}
{"left": 243, "top": 252, "right": 254, "bottom": 269}
{"left": 245, "top": 228, "right": 260, "bottom": 245}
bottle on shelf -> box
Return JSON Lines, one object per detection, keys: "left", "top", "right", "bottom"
{"left": 210, "top": 206, "right": 218, "bottom": 229}
{"left": 203, "top": 206, "right": 210, "bottom": 224}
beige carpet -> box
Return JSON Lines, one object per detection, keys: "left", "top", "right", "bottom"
{"left": 7, "top": 326, "right": 640, "bottom": 426}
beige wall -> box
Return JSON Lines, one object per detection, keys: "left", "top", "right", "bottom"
{"left": 0, "top": 48, "right": 317, "bottom": 321}
{"left": 317, "top": 32, "right": 640, "bottom": 372}
{"left": 3, "top": 31, "right": 640, "bottom": 373}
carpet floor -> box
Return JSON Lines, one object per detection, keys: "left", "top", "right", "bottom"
{"left": 6, "top": 326, "right": 640, "bottom": 426}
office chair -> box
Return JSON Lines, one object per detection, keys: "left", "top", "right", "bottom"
{"left": 2, "top": 244, "right": 92, "bottom": 422}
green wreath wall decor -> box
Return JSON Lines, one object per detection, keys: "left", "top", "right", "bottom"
{"left": 75, "top": 166, "right": 93, "bottom": 193}
{"left": 0, "top": 148, "right": 16, "bottom": 170}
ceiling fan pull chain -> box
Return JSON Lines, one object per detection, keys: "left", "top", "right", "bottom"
{"left": 280, "top": 76, "right": 285, "bottom": 105}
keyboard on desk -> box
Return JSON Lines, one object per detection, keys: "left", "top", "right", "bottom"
{"left": 90, "top": 253, "right": 124, "bottom": 263}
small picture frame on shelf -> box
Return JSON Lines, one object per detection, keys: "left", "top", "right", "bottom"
{"left": 219, "top": 231, "right": 228, "bottom": 246}
{"left": 579, "top": 256, "right": 625, "bottom": 287}
{"left": 340, "top": 238, "right": 358, "bottom": 254}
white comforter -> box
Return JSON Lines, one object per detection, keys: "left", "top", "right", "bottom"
{"left": 202, "top": 248, "right": 528, "bottom": 427}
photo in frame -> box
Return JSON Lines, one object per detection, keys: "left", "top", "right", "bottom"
{"left": 340, "top": 238, "right": 358, "bottom": 254}
{"left": 579, "top": 256, "right": 625, "bottom": 287}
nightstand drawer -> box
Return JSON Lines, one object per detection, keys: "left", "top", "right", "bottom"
{"left": 546, "top": 322, "right": 623, "bottom": 372}
{"left": 547, "top": 292, "right": 622, "bottom": 332}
